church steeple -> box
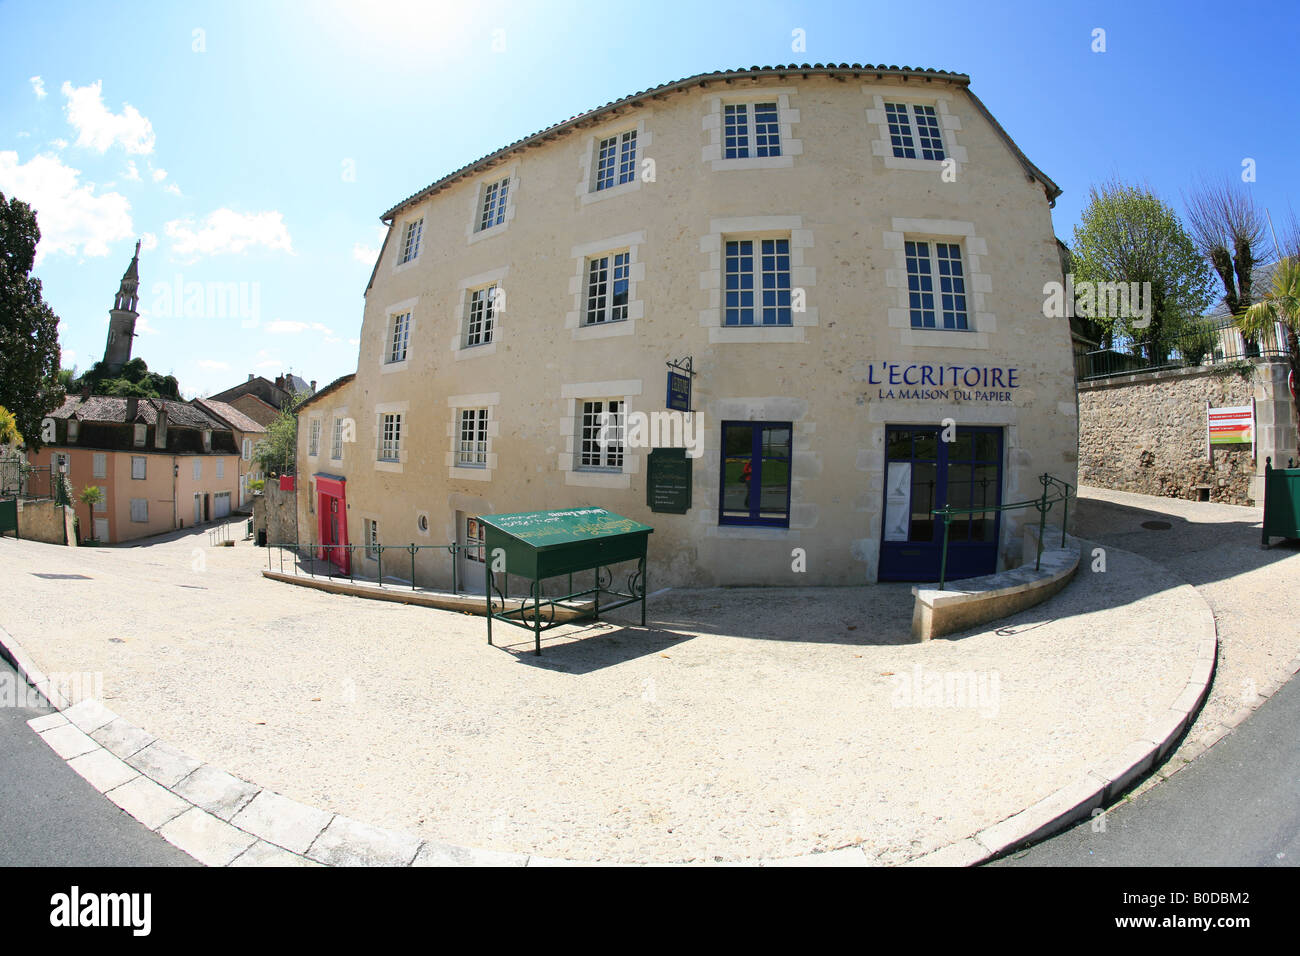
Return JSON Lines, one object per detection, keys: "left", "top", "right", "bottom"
{"left": 103, "top": 239, "right": 142, "bottom": 373}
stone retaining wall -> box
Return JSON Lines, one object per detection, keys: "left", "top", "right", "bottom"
{"left": 1078, "top": 359, "right": 1295, "bottom": 506}
{"left": 17, "top": 499, "right": 75, "bottom": 545}
{"left": 253, "top": 483, "right": 298, "bottom": 546}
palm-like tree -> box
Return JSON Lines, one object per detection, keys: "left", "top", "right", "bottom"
{"left": 1238, "top": 256, "right": 1300, "bottom": 453}
{"left": 78, "top": 485, "right": 105, "bottom": 542}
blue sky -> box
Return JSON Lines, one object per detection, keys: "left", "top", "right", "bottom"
{"left": 2, "top": 0, "right": 1297, "bottom": 397}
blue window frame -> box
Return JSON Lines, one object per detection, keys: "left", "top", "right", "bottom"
{"left": 719, "top": 421, "right": 792, "bottom": 527}
{"left": 725, "top": 238, "right": 791, "bottom": 326}
{"left": 885, "top": 102, "right": 946, "bottom": 161}
{"left": 723, "top": 102, "right": 781, "bottom": 159}
{"left": 723, "top": 104, "right": 750, "bottom": 158}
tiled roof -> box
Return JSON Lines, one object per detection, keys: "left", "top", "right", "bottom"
{"left": 53, "top": 395, "right": 225, "bottom": 429}
{"left": 193, "top": 398, "right": 267, "bottom": 434}
{"left": 294, "top": 373, "right": 355, "bottom": 413}
{"left": 378, "top": 63, "right": 1018, "bottom": 222}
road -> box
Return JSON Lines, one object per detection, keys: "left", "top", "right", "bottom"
{"left": 0, "top": 654, "right": 195, "bottom": 866}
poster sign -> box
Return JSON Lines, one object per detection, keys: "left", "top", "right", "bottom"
{"left": 1208, "top": 405, "right": 1253, "bottom": 446}
{"left": 646, "top": 447, "right": 692, "bottom": 513}
{"left": 667, "top": 370, "right": 691, "bottom": 411}
{"left": 883, "top": 462, "right": 911, "bottom": 542}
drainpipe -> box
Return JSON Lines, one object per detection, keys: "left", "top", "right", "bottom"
{"left": 172, "top": 456, "right": 178, "bottom": 529}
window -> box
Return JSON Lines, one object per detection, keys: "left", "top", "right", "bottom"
{"left": 193, "top": 458, "right": 202, "bottom": 481}
{"left": 724, "top": 238, "right": 791, "bottom": 326}
{"left": 216, "top": 459, "right": 225, "bottom": 479}
{"left": 308, "top": 419, "right": 321, "bottom": 457}
{"left": 884, "top": 103, "right": 945, "bottom": 161}
{"left": 131, "top": 456, "right": 146, "bottom": 480}
{"left": 93, "top": 493, "right": 106, "bottom": 513}
{"left": 68, "top": 420, "right": 79, "bottom": 442}
{"left": 130, "top": 498, "right": 148, "bottom": 522}
{"left": 93, "top": 453, "right": 106, "bottom": 478}
{"left": 202, "top": 430, "right": 212, "bottom": 452}
{"left": 457, "top": 409, "right": 488, "bottom": 466}
{"left": 478, "top": 178, "right": 509, "bottom": 232}
{"left": 399, "top": 218, "right": 423, "bottom": 264}
{"left": 905, "top": 240, "right": 968, "bottom": 330}
{"left": 464, "top": 517, "right": 485, "bottom": 563}
{"left": 364, "top": 518, "right": 379, "bottom": 559}
{"left": 465, "top": 286, "right": 496, "bottom": 347}
{"left": 578, "top": 400, "right": 624, "bottom": 470}
{"left": 388, "top": 311, "right": 411, "bottom": 363}
{"left": 378, "top": 413, "right": 402, "bottom": 461}
{"left": 133, "top": 423, "right": 146, "bottom": 447}
{"left": 719, "top": 421, "right": 792, "bottom": 527}
{"left": 595, "top": 131, "right": 637, "bottom": 190}
{"left": 723, "top": 102, "right": 781, "bottom": 159}
{"left": 331, "top": 417, "right": 344, "bottom": 460}
{"left": 242, "top": 438, "right": 252, "bottom": 460}
{"left": 584, "top": 253, "right": 630, "bottom": 325}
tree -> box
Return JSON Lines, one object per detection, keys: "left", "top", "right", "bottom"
{"left": 0, "top": 192, "right": 64, "bottom": 450}
{"left": 254, "top": 394, "right": 305, "bottom": 475}
{"left": 76, "top": 357, "right": 181, "bottom": 399}
{"left": 78, "top": 485, "right": 105, "bottom": 541}
{"left": 1239, "top": 256, "right": 1300, "bottom": 454}
{"left": 0, "top": 404, "right": 22, "bottom": 447}
{"left": 1071, "top": 180, "right": 1215, "bottom": 363}
{"left": 1184, "top": 177, "right": 1268, "bottom": 353}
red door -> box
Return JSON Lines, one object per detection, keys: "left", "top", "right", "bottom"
{"left": 315, "top": 475, "right": 349, "bottom": 574}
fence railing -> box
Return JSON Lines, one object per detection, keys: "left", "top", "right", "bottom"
{"left": 931, "top": 473, "right": 1073, "bottom": 590}
{"left": 1079, "top": 327, "right": 1292, "bottom": 381}
{"left": 0, "top": 461, "right": 55, "bottom": 500}
{"left": 267, "top": 537, "right": 472, "bottom": 594}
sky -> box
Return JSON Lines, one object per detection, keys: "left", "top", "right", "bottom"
{"left": 1, "top": 0, "right": 1297, "bottom": 398}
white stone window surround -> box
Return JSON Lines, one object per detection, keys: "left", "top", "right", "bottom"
{"left": 445, "top": 392, "right": 500, "bottom": 482}
{"left": 696, "top": 396, "right": 818, "bottom": 539}
{"left": 884, "top": 218, "right": 993, "bottom": 349}
{"left": 382, "top": 296, "right": 419, "bottom": 373}
{"left": 373, "top": 400, "right": 409, "bottom": 473}
{"left": 307, "top": 414, "right": 322, "bottom": 460}
{"left": 466, "top": 163, "right": 520, "bottom": 245}
{"left": 392, "top": 214, "right": 424, "bottom": 275}
{"left": 700, "top": 216, "right": 817, "bottom": 344}
{"left": 565, "top": 231, "right": 647, "bottom": 341}
{"left": 557, "top": 379, "right": 642, "bottom": 489}
{"left": 701, "top": 87, "right": 802, "bottom": 171}
{"left": 864, "top": 88, "right": 967, "bottom": 173}
{"left": 577, "top": 117, "right": 652, "bottom": 205}
{"left": 451, "top": 266, "right": 509, "bottom": 361}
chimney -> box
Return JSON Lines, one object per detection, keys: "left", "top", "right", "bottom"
{"left": 310, "top": 380, "right": 316, "bottom": 391}
{"left": 274, "top": 374, "right": 284, "bottom": 389}
{"left": 80, "top": 384, "right": 91, "bottom": 400}
{"left": 125, "top": 397, "right": 138, "bottom": 421}
{"left": 248, "top": 373, "right": 254, "bottom": 382}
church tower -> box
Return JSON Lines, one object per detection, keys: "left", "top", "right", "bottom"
{"left": 103, "top": 239, "right": 141, "bottom": 374}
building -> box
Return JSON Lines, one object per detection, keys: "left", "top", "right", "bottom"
{"left": 209, "top": 373, "right": 316, "bottom": 420}
{"left": 294, "top": 63, "right": 1078, "bottom": 590}
{"left": 102, "top": 240, "right": 141, "bottom": 374}
{"left": 192, "top": 398, "right": 269, "bottom": 507}
{"left": 33, "top": 395, "right": 241, "bottom": 544}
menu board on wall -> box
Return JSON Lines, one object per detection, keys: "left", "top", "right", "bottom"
{"left": 883, "top": 462, "right": 911, "bottom": 542}
{"left": 646, "top": 447, "right": 692, "bottom": 514}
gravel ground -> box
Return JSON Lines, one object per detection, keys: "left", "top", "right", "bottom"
{"left": 4, "top": 508, "right": 1207, "bottom": 864}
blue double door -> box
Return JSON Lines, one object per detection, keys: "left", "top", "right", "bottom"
{"left": 879, "top": 425, "right": 1003, "bottom": 582}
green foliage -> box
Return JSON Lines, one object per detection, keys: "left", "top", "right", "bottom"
{"left": 0, "top": 404, "right": 22, "bottom": 446}
{"left": 77, "top": 357, "right": 181, "bottom": 399}
{"left": 254, "top": 393, "right": 306, "bottom": 474}
{"left": 0, "top": 192, "right": 64, "bottom": 451}
{"left": 249, "top": 478, "right": 265, "bottom": 492}
{"left": 78, "top": 484, "right": 105, "bottom": 509}
{"left": 1175, "top": 323, "right": 1219, "bottom": 367}
{"left": 1070, "top": 180, "right": 1215, "bottom": 359}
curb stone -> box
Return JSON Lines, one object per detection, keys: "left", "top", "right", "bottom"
{"left": 1, "top": 566, "right": 1285, "bottom": 867}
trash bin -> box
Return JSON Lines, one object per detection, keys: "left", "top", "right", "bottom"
{"left": 256, "top": 529, "right": 267, "bottom": 547}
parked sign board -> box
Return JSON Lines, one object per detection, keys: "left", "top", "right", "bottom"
{"left": 1208, "top": 405, "right": 1253, "bottom": 446}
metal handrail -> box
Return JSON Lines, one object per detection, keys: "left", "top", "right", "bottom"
{"left": 266, "top": 536, "right": 470, "bottom": 594}
{"left": 931, "top": 473, "right": 1074, "bottom": 590}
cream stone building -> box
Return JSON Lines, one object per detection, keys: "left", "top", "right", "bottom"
{"left": 296, "top": 63, "right": 1077, "bottom": 591}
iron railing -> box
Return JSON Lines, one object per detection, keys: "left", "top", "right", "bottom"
{"left": 0, "top": 461, "right": 54, "bottom": 500}
{"left": 1079, "top": 325, "right": 1292, "bottom": 381}
{"left": 267, "top": 536, "right": 472, "bottom": 594}
{"left": 931, "top": 473, "right": 1073, "bottom": 590}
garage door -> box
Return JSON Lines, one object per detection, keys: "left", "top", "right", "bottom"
{"left": 214, "top": 492, "right": 231, "bottom": 519}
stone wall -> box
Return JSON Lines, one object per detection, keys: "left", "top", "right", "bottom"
{"left": 1078, "top": 359, "right": 1295, "bottom": 506}
{"left": 253, "top": 483, "right": 298, "bottom": 546}
{"left": 18, "top": 499, "right": 75, "bottom": 545}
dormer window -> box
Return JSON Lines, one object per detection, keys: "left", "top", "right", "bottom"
{"left": 67, "top": 420, "right": 79, "bottom": 443}
{"left": 202, "top": 430, "right": 212, "bottom": 452}
{"left": 133, "top": 423, "right": 146, "bottom": 446}
{"left": 155, "top": 413, "right": 168, "bottom": 449}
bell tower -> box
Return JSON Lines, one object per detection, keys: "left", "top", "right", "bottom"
{"left": 103, "top": 239, "right": 141, "bottom": 374}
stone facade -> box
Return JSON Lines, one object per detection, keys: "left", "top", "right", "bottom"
{"left": 295, "top": 65, "right": 1077, "bottom": 589}
{"left": 18, "top": 499, "right": 75, "bottom": 546}
{"left": 1078, "top": 359, "right": 1296, "bottom": 506}
{"left": 253, "top": 483, "right": 298, "bottom": 547}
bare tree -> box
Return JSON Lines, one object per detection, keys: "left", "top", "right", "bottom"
{"left": 1184, "top": 177, "right": 1269, "bottom": 353}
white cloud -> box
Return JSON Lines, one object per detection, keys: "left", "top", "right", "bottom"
{"left": 49, "top": 138, "right": 68, "bottom": 150}
{"left": 63, "top": 348, "right": 77, "bottom": 366}
{"left": 135, "top": 315, "right": 158, "bottom": 335}
{"left": 351, "top": 225, "right": 387, "bottom": 264}
{"left": 30, "top": 76, "right": 46, "bottom": 99}
{"left": 255, "top": 359, "right": 281, "bottom": 369}
{"left": 0, "top": 151, "right": 132, "bottom": 261}
{"left": 123, "top": 160, "right": 140, "bottom": 181}
{"left": 164, "top": 183, "right": 181, "bottom": 196}
{"left": 267, "top": 320, "right": 333, "bottom": 335}
{"left": 151, "top": 167, "right": 166, "bottom": 182}
{"left": 61, "top": 80, "right": 155, "bottom": 155}
{"left": 164, "top": 208, "right": 293, "bottom": 258}
{"left": 347, "top": 338, "right": 360, "bottom": 346}
{"left": 198, "top": 360, "right": 229, "bottom": 370}
{"left": 140, "top": 232, "right": 158, "bottom": 251}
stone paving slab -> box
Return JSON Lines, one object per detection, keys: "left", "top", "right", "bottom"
{"left": 158, "top": 808, "right": 257, "bottom": 867}
{"left": 38, "top": 723, "right": 98, "bottom": 760}
{"left": 230, "top": 791, "right": 333, "bottom": 856}
{"left": 91, "top": 718, "right": 157, "bottom": 761}
{"left": 127, "top": 740, "right": 203, "bottom": 788}
{"left": 172, "top": 765, "right": 261, "bottom": 821}
{"left": 67, "top": 747, "right": 140, "bottom": 793}
{"left": 106, "top": 776, "right": 191, "bottom": 831}
{"left": 306, "top": 815, "right": 422, "bottom": 867}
